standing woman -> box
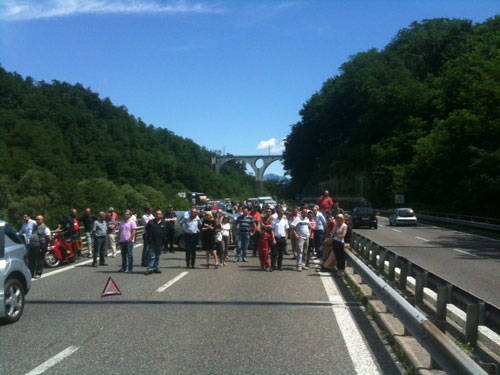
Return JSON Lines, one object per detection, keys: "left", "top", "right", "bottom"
{"left": 201, "top": 211, "right": 219, "bottom": 268}
{"left": 221, "top": 215, "right": 232, "bottom": 265}
{"left": 332, "top": 214, "right": 348, "bottom": 276}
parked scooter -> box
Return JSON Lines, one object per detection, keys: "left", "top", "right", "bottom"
{"left": 44, "top": 231, "right": 76, "bottom": 267}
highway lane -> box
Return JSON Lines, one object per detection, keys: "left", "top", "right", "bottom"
{"left": 355, "top": 217, "right": 500, "bottom": 308}
{"left": 0, "top": 245, "right": 400, "bottom": 375}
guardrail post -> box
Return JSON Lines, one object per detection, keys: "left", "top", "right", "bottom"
{"left": 415, "top": 272, "right": 425, "bottom": 306}
{"left": 399, "top": 259, "right": 408, "bottom": 295}
{"left": 388, "top": 254, "right": 396, "bottom": 282}
{"left": 478, "top": 301, "right": 485, "bottom": 325}
{"left": 370, "top": 244, "right": 379, "bottom": 267}
{"left": 465, "top": 303, "right": 479, "bottom": 346}
{"left": 378, "top": 249, "right": 387, "bottom": 275}
{"left": 436, "top": 285, "right": 448, "bottom": 332}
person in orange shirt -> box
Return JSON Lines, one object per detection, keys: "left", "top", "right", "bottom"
{"left": 317, "top": 190, "right": 333, "bottom": 215}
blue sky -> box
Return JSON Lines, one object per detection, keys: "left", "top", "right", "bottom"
{"left": 1, "top": 0, "right": 498, "bottom": 176}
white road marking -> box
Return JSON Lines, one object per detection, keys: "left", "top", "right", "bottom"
{"left": 33, "top": 243, "right": 142, "bottom": 281}
{"left": 453, "top": 248, "right": 479, "bottom": 257}
{"left": 316, "top": 261, "right": 380, "bottom": 374}
{"left": 25, "top": 346, "right": 79, "bottom": 375}
{"left": 156, "top": 272, "right": 189, "bottom": 293}
{"left": 391, "top": 228, "right": 402, "bottom": 233}
{"left": 415, "top": 236, "right": 430, "bottom": 242}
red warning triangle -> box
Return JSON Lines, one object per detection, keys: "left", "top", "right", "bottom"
{"left": 102, "top": 276, "right": 121, "bottom": 297}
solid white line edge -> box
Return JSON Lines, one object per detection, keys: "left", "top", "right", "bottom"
{"left": 315, "top": 259, "right": 381, "bottom": 374}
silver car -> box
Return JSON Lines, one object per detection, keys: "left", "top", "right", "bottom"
{"left": 0, "top": 220, "right": 32, "bottom": 324}
{"left": 389, "top": 208, "right": 418, "bottom": 226}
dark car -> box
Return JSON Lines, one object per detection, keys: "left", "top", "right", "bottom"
{"left": 352, "top": 207, "right": 377, "bottom": 229}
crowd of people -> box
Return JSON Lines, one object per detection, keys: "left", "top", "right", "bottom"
{"left": 16, "top": 190, "right": 351, "bottom": 277}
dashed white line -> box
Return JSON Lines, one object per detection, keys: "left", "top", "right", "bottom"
{"left": 25, "top": 346, "right": 79, "bottom": 375}
{"left": 318, "top": 271, "right": 381, "bottom": 374}
{"left": 415, "top": 236, "right": 430, "bottom": 242}
{"left": 453, "top": 248, "right": 478, "bottom": 257}
{"left": 156, "top": 272, "right": 189, "bottom": 293}
{"left": 391, "top": 228, "right": 402, "bottom": 233}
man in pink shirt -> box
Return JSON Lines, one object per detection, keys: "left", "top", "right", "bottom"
{"left": 118, "top": 210, "right": 137, "bottom": 273}
{"left": 318, "top": 190, "right": 333, "bottom": 215}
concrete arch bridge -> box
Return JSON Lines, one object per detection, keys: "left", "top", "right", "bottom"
{"left": 214, "top": 155, "right": 283, "bottom": 193}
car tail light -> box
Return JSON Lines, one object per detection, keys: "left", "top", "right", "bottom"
{"left": 373, "top": 215, "right": 377, "bottom": 220}
{"left": 397, "top": 212, "right": 400, "bottom": 217}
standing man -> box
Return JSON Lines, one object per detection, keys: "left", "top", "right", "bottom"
{"left": 108, "top": 207, "right": 118, "bottom": 221}
{"left": 29, "top": 216, "right": 51, "bottom": 278}
{"left": 318, "top": 190, "right": 334, "bottom": 216}
{"left": 141, "top": 207, "right": 154, "bottom": 266}
{"left": 291, "top": 208, "right": 312, "bottom": 272}
{"left": 106, "top": 211, "right": 118, "bottom": 257}
{"left": 179, "top": 207, "right": 201, "bottom": 268}
{"left": 163, "top": 205, "right": 177, "bottom": 253}
{"left": 17, "top": 214, "right": 36, "bottom": 245}
{"left": 312, "top": 205, "right": 327, "bottom": 259}
{"left": 80, "top": 208, "right": 96, "bottom": 258}
{"left": 271, "top": 209, "right": 289, "bottom": 271}
{"left": 235, "top": 207, "right": 254, "bottom": 262}
{"left": 91, "top": 212, "right": 108, "bottom": 267}
{"left": 118, "top": 210, "right": 137, "bottom": 273}
{"left": 145, "top": 210, "right": 166, "bottom": 275}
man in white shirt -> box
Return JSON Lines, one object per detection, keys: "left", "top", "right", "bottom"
{"left": 141, "top": 207, "right": 155, "bottom": 267}
{"left": 291, "top": 208, "right": 312, "bottom": 272}
{"left": 271, "top": 210, "right": 289, "bottom": 271}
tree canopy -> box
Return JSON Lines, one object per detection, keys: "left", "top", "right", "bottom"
{"left": 284, "top": 16, "right": 500, "bottom": 217}
{"left": 0, "top": 68, "right": 257, "bottom": 227}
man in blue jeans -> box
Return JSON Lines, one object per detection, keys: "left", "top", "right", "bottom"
{"left": 235, "top": 207, "right": 254, "bottom": 262}
{"left": 118, "top": 210, "right": 137, "bottom": 273}
{"left": 145, "top": 210, "right": 166, "bottom": 275}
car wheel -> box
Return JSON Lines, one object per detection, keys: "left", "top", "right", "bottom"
{"left": 1, "top": 278, "right": 25, "bottom": 324}
{"left": 373, "top": 224, "right": 378, "bottom": 229}
{"left": 45, "top": 250, "right": 61, "bottom": 268}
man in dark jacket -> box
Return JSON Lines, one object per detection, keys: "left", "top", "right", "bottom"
{"left": 145, "top": 210, "right": 166, "bottom": 275}
{"left": 80, "top": 208, "right": 96, "bottom": 258}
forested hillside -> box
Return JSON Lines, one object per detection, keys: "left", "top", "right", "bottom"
{"left": 0, "top": 68, "right": 257, "bottom": 226}
{"left": 284, "top": 17, "right": 500, "bottom": 217}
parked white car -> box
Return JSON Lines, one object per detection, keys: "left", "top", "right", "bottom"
{"left": 389, "top": 208, "right": 418, "bottom": 226}
{"left": 0, "top": 220, "right": 32, "bottom": 324}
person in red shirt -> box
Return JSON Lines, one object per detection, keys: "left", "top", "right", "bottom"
{"left": 258, "top": 227, "right": 273, "bottom": 271}
{"left": 318, "top": 190, "right": 333, "bottom": 214}
{"left": 251, "top": 206, "right": 262, "bottom": 257}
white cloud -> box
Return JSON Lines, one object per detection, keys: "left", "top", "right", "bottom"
{"left": 0, "top": 0, "right": 224, "bottom": 21}
{"left": 257, "top": 138, "right": 285, "bottom": 154}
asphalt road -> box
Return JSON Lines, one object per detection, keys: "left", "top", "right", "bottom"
{"left": 0, "top": 243, "right": 400, "bottom": 375}
{"left": 354, "top": 217, "right": 500, "bottom": 308}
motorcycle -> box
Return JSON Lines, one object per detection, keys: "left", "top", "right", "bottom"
{"left": 44, "top": 231, "right": 76, "bottom": 268}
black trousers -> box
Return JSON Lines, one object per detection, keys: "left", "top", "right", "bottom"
{"left": 252, "top": 231, "right": 260, "bottom": 255}
{"left": 185, "top": 233, "right": 199, "bottom": 267}
{"left": 142, "top": 234, "right": 150, "bottom": 266}
{"left": 271, "top": 237, "right": 286, "bottom": 270}
{"left": 164, "top": 228, "right": 175, "bottom": 252}
{"left": 30, "top": 243, "right": 47, "bottom": 276}
{"left": 332, "top": 240, "right": 345, "bottom": 270}
{"left": 93, "top": 236, "right": 106, "bottom": 265}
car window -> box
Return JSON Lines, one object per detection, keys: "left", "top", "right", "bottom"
{"left": 4, "top": 234, "right": 18, "bottom": 248}
{"left": 398, "top": 209, "right": 414, "bottom": 217}
{"left": 354, "top": 208, "right": 373, "bottom": 214}
{"left": 5, "top": 224, "right": 22, "bottom": 244}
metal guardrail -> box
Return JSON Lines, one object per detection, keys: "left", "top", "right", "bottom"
{"left": 346, "top": 247, "right": 487, "bottom": 375}
{"left": 417, "top": 214, "right": 500, "bottom": 232}
{"left": 348, "top": 232, "right": 499, "bottom": 374}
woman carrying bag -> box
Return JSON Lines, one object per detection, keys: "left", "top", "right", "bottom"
{"left": 332, "top": 214, "right": 348, "bottom": 276}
